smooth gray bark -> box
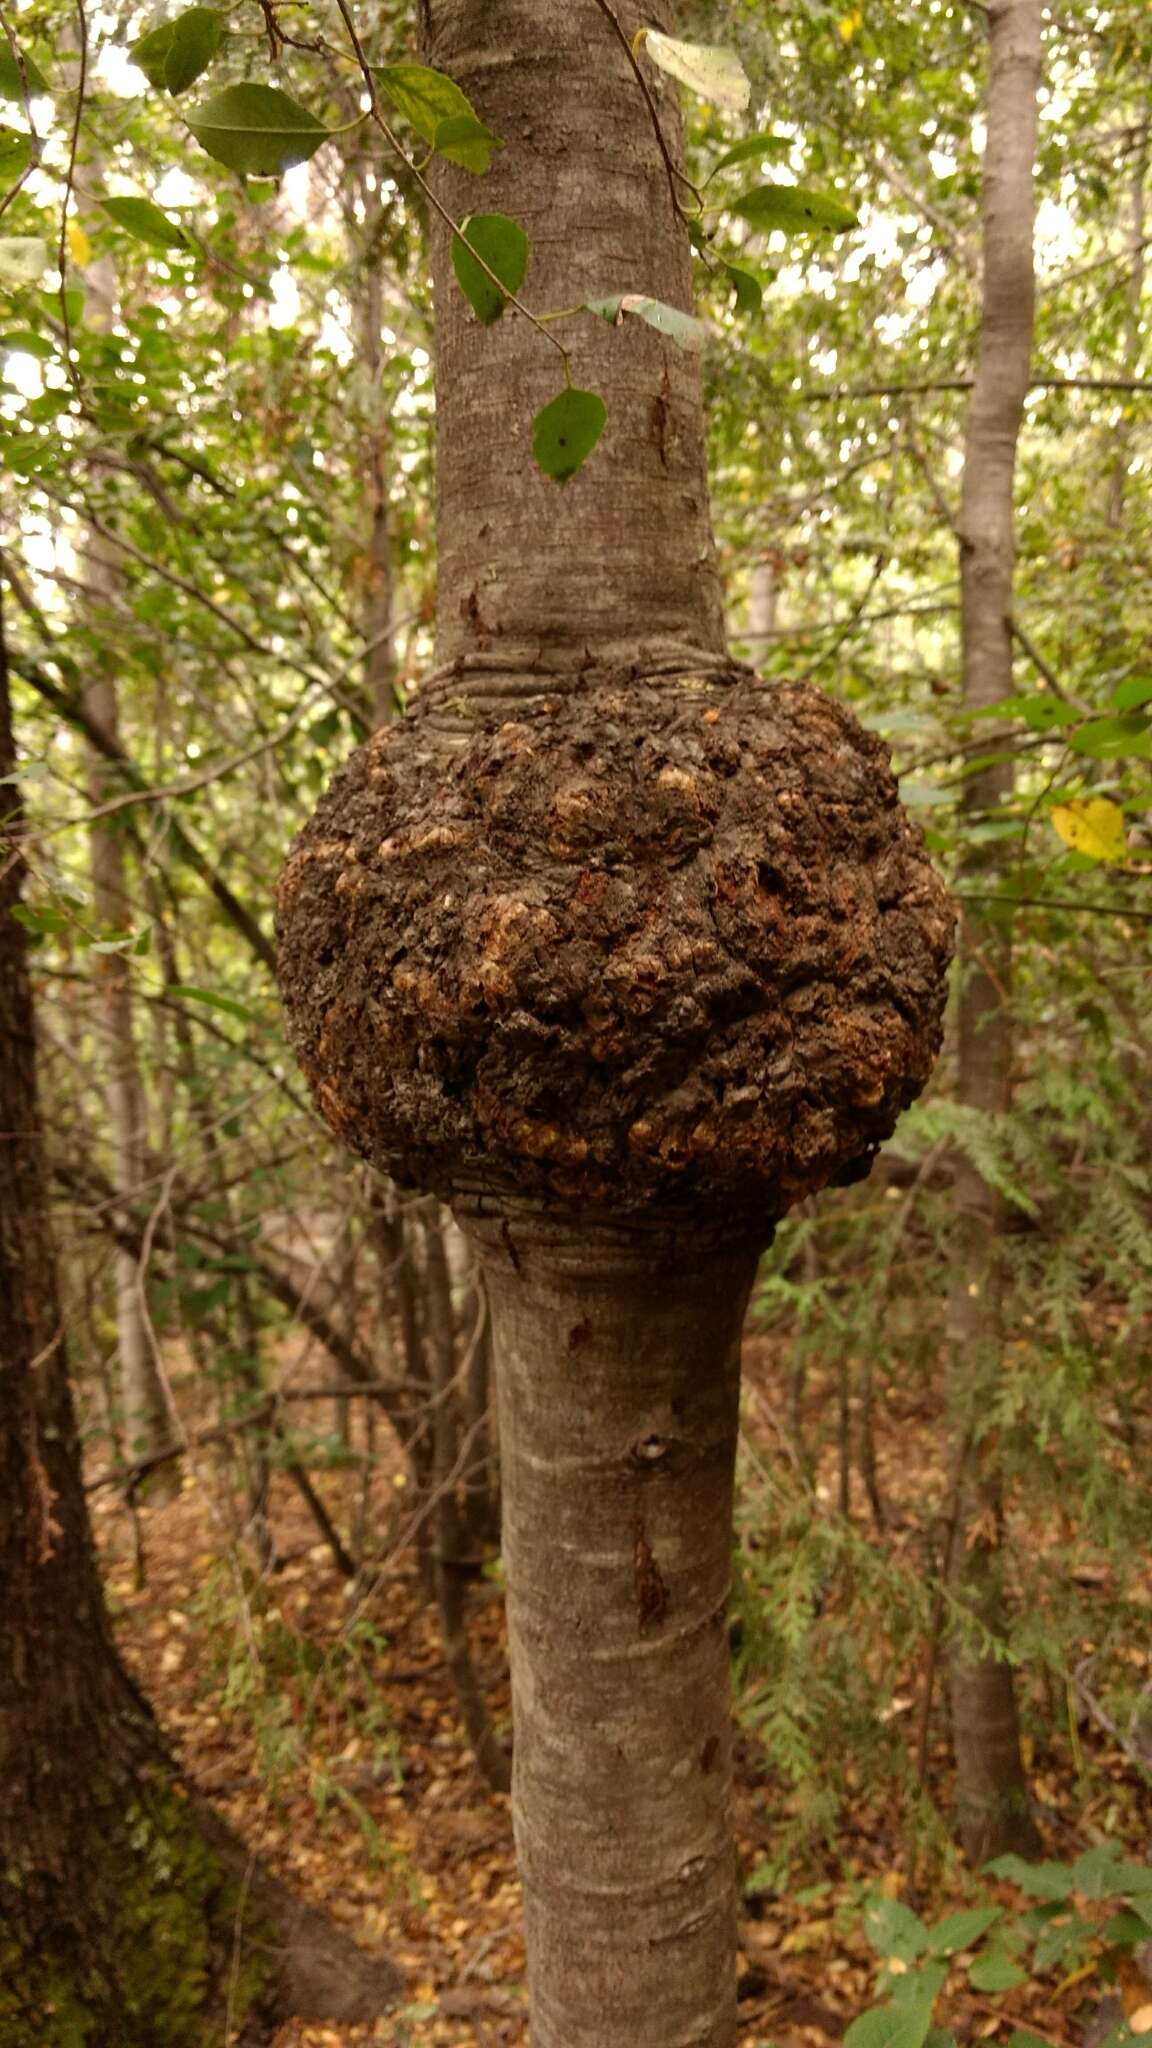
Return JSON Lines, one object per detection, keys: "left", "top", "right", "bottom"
{"left": 948, "top": 0, "right": 1043, "bottom": 1864}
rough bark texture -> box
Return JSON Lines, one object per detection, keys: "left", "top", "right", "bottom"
{"left": 278, "top": 676, "right": 952, "bottom": 1224}
{"left": 0, "top": 600, "right": 399, "bottom": 2043}
{"left": 276, "top": 1, "right": 953, "bottom": 2037}
{"left": 948, "top": 0, "right": 1043, "bottom": 1864}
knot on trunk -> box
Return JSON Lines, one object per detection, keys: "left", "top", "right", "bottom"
{"left": 276, "top": 676, "right": 953, "bottom": 1224}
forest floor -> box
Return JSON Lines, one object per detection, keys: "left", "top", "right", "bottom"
{"left": 91, "top": 1332, "right": 1151, "bottom": 2048}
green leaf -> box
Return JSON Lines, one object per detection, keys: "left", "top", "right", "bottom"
{"left": 185, "top": 84, "right": 331, "bottom": 178}
{"left": 532, "top": 386, "right": 607, "bottom": 484}
{"left": 640, "top": 31, "right": 751, "bottom": 112}
{"left": 1006, "top": 2036, "right": 1049, "bottom": 2048}
{"left": 1069, "top": 712, "right": 1151, "bottom": 759}
{"left": 375, "top": 63, "right": 500, "bottom": 171}
{"left": 167, "top": 983, "right": 265, "bottom": 1025}
{"left": 0, "top": 237, "right": 49, "bottom": 286}
{"left": 927, "top": 1907, "right": 1002, "bottom": 1955}
{"left": 163, "top": 7, "right": 224, "bottom": 94}
{"left": 711, "top": 131, "right": 791, "bottom": 176}
{"left": 723, "top": 262, "right": 763, "bottom": 313}
{"left": 1112, "top": 675, "right": 1152, "bottom": 710}
{"left": 985, "top": 1856, "right": 1076, "bottom": 1900}
{"left": 100, "top": 196, "right": 189, "bottom": 251}
{"left": 971, "top": 691, "right": 1077, "bottom": 731}
{"left": 451, "top": 213, "right": 528, "bottom": 324}
{"left": 586, "top": 293, "right": 711, "bottom": 351}
{"left": 0, "top": 129, "right": 32, "bottom": 183}
{"left": 11, "top": 903, "right": 70, "bottom": 935}
{"left": 844, "top": 2001, "right": 935, "bottom": 2048}
{"left": 432, "top": 111, "right": 500, "bottom": 174}
{"left": 968, "top": 1951, "right": 1028, "bottom": 1992}
{"left": 0, "top": 328, "right": 53, "bottom": 359}
{"left": 731, "top": 183, "right": 859, "bottom": 234}
{"left": 132, "top": 21, "right": 178, "bottom": 90}
{"left": 0, "top": 45, "right": 50, "bottom": 102}
{"left": 863, "top": 1895, "right": 930, "bottom": 1963}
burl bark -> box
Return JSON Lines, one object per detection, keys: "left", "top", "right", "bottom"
{"left": 277, "top": 674, "right": 952, "bottom": 1223}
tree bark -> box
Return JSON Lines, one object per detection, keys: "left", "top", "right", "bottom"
{"left": 421, "top": 6, "right": 745, "bottom": 2029}
{"left": 948, "top": 0, "right": 1043, "bottom": 1865}
{"left": 278, "top": 4, "right": 951, "bottom": 2040}
{"left": 470, "top": 1208, "right": 757, "bottom": 2046}
{"left": 0, "top": 593, "right": 398, "bottom": 2042}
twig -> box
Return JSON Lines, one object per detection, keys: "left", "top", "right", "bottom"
{"left": 330, "top": 0, "right": 567, "bottom": 362}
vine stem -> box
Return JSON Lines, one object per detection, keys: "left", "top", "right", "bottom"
{"left": 330, "top": 0, "right": 569, "bottom": 363}
{"left": 588, "top": 0, "right": 703, "bottom": 220}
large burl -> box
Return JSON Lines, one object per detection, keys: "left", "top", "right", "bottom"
{"left": 276, "top": 666, "right": 953, "bottom": 1223}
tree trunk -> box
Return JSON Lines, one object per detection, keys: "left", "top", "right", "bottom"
{"left": 76, "top": 229, "right": 177, "bottom": 1490}
{"left": 948, "top": 0, "right": 1043, "bottom": 1865}
{"left": 0, "top": 596, "right": 398, "bottom": 2042}
{"left": 277, "top": 4, "right": 952, "bottom": 2040}
{"left": 472, "top": 1208, "right": 756, "bottom": 2045}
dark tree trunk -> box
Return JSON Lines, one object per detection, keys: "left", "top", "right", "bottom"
{"left": 0, "top": 594, "right": 399, "bottom": 2044}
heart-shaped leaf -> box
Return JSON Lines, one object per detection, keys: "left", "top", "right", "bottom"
{"left": 533, "top": 386, "right": 607, "bottom": 484}
{"left": 451, "top": 213, "right": 528, "bottom": 324}
{"left": 731, "top": 183, "right": 858, "bottom": 233}
{"left": 376, "top": 62, "right": 500, "bottom": 171}
{"left": 186, "top": 83, "right": 331, "bottom": 177}
{"left": 641, "top": 31, "right": 751, "bottom": 112}
{"left": 586, "top": 293, "right": 711, "bottom": 350}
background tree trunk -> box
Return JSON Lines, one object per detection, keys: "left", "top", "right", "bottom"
{"left": 75, "top": 217, "right": 177, "bottom": 1491}
{"left": 0, "top": 590, "right": 398, "bottom": 2042}
{"left": 948, "top": 0, "right": 1044, "bottom": 1865}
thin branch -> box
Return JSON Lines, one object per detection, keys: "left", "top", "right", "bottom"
{"left": 588, "top": 0, "right": 699, "bottom": 220}
{"left": 330, "top": 0, "right": 568, "bottom": 361}
{"left": 957, "top": 892, "right": 1152, "bottom": 921}
{"left": 795, "top": 376, "right": 1152, "bottom": 401}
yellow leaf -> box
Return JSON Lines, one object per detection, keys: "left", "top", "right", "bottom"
{"left": 66, "top": 219, "right": 92, "bottom": 266}
{"left": 1130, "top": 2005, "right": 1152, "bottom": 2035}
{"left": 1050, "top": 797, "right": 1127, "bottom": 863}
{"left": 839, "top": 8, "right": 864, "bottom": 40}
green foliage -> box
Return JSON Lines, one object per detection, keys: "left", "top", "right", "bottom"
{"left": 850, "top": 1853, "right": 1152, "bottom": 2039}
{"left": 185, "top": 83, "right": 332, "bottom": 177}
{"left": 532, "top": 386, "right": 608, "bottom": 484}
{"left": 374, "top": 61, "right": 500, "bottom": 173}
{"left": 728, "top": 182, "right": 858, "bottom": 233}
{"left": 450, "top": 213, "right": 529, "bottom": 325}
